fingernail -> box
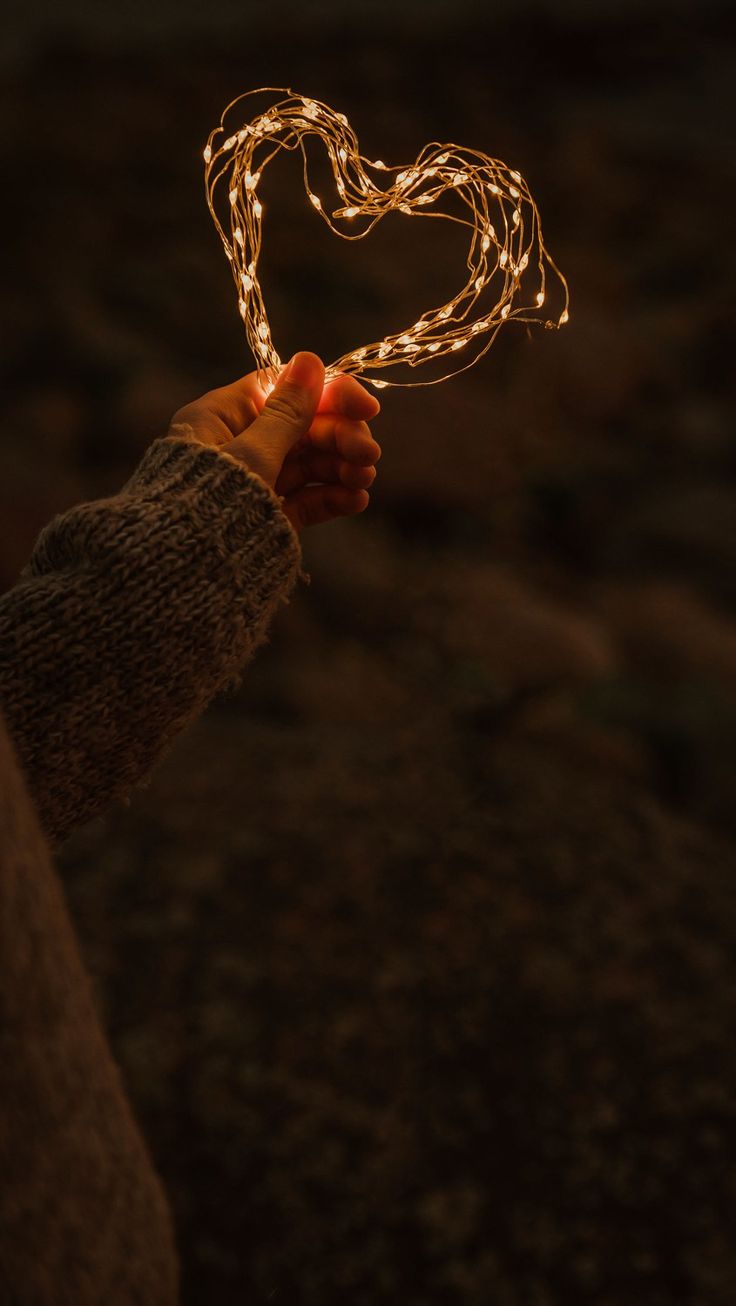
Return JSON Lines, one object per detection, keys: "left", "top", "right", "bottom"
{"left": 280, "top": 352, "right": 314, "bottom": 387}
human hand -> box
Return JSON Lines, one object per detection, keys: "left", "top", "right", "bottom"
{"left": 167, "top": 352, "right": 381, "bottom": 533}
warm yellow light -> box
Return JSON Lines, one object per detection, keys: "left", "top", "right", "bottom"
{"left": 203, "top": 88, "right": 569, "bottom": 389}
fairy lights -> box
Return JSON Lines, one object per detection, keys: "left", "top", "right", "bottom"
{"left": 203, "top": 87, "right": 570, "bottom": 392}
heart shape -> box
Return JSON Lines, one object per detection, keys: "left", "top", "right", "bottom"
{"left": 204, "top": 88, "right": 569, "bottom": 391}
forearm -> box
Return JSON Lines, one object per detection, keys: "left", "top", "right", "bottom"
{"left": 0, "top": 435, "right": 301, "bottom": 848}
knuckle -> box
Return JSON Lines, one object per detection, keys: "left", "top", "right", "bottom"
{"left": 264, "top": 386, "right": 304, "bottom": 427}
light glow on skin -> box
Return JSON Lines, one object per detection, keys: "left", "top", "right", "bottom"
{"left": 204, "top": 87, "right": 569, "bottom": 393}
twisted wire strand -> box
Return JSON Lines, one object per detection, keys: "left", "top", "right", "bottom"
{"left": 203, "top": 86, "right": 569, "bottom": 392}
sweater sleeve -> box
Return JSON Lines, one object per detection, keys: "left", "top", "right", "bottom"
{"left": 0, "top": 434, "right": 303, "bottom": 849}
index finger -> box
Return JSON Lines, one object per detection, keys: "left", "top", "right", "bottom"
{"left": 182, "top": 373, "right": 267, "bottom": 439}
{"left": 317, "top": 372, "right": 381, "bottom": 421}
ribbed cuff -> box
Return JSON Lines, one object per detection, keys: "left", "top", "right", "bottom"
{"left": 120, "top": 434, "right": 303, "bottom": 571}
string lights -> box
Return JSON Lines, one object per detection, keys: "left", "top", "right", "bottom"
{"left": 203, "top": 87, "right": 569, "bottom": 394}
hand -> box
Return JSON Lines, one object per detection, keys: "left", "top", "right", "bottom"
{"left": 167, "top": 352, "right": 382, "bottom": 533}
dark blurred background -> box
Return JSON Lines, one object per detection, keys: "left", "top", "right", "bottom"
{"left": 2, "top": 1, "right": 735, "bottom": 1302}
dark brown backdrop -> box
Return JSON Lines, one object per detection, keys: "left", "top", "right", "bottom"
{"left": 1, "top": 4, "right": 734, "bottom": 1303}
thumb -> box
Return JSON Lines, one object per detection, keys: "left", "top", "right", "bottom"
{"left": 230, "top": 351, "right": 325, "bottom": 486}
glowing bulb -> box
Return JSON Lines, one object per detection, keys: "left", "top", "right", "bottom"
{"left": 559, "top": 309, "right": 569, "bottom": 324}
{"left": 205, "top": 88, "right": 570, "bottom": 387}
{"left": 371, "top": 378, "right": 388, "bottom": 388}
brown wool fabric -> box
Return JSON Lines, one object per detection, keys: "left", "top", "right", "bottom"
{"left": 0, "top": 434, "right": 303, "bottom": 1303}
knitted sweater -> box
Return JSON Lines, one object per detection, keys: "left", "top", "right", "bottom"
{"left": 0, "top": 434, "right": 303, "bottom": 1303}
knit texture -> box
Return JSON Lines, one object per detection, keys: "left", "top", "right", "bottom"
{"left": 0, "top": 707, "right": 180, "bottom": 1305}
{"left": 0, "top": 434, "right": 303, "bottom": 1302}
{"left": 0, "top": 434, "right": 302, "bottom": 849}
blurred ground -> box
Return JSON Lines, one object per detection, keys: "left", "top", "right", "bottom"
{"left": 2, "top": 4, "right": 735, "bottom": 1303}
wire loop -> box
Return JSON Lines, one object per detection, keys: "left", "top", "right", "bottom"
{"left": 204, "top": 87, "right": 569, "bottom": 391}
